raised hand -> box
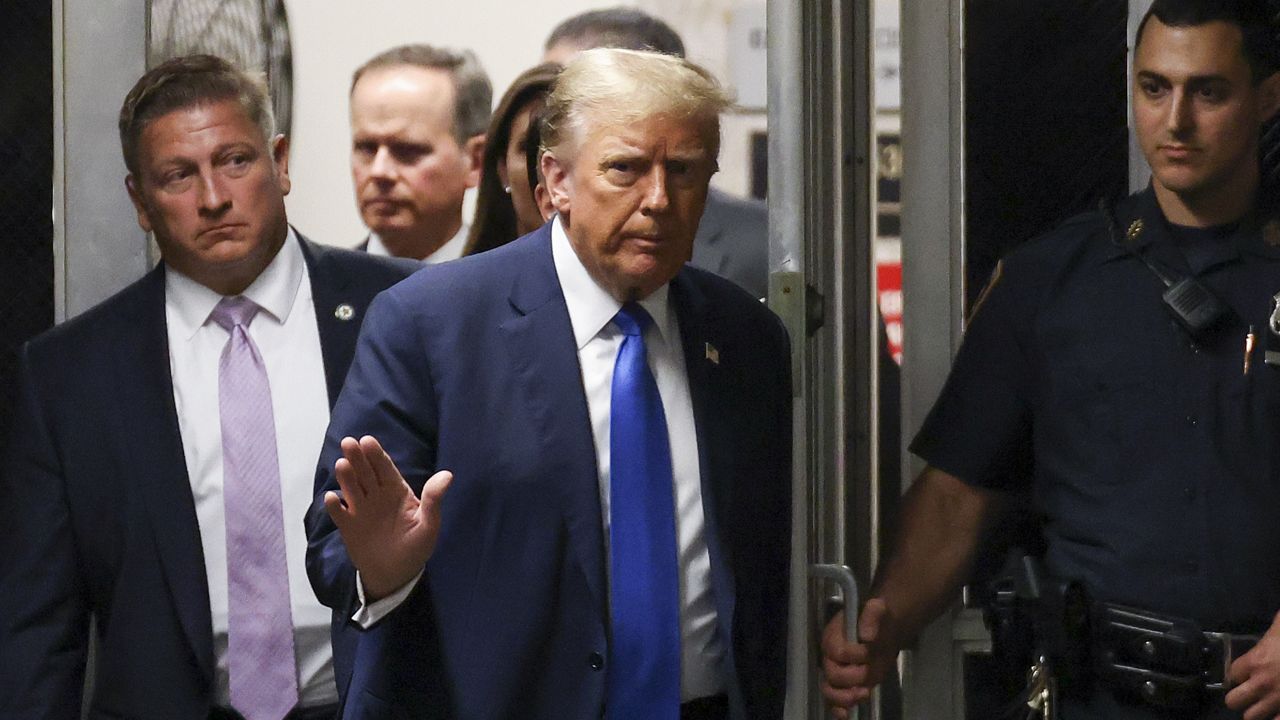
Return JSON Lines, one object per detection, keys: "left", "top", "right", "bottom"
{"left": 323, "top": 435, "right": 453, "bottom": 601}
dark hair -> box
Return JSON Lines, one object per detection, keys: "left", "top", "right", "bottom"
{"left": 545, "top": 7, "right": 685, "bottom": 58}
{"left": 1135, "top": 0, "right": 1280, "bottom": 83}
{"left": 525, "top": 105, "right": 546, "bottom": 195}
{"left": 351, "top": 44, "right": 493, "bottom": 142}
{"left": 465, "top": 63, "right": 561, "bottom": 256}
{"left": 119, "top": 54, "right": 274, "bottom": 178}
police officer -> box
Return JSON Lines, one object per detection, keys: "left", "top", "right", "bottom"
{"left": 821, "top": 1, "right": 1280, "bottom": 718}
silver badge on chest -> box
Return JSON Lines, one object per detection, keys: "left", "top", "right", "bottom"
{"left": 1266, "top": 292, "right": 1280, "bottom": 367}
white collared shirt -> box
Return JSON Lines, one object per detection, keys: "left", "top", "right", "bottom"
{"left": 166, "top": 229, "right": 337, "bottom": 706}
{"left": 366, "top": 222, "right": 469, "bottom": 263}
{"left": 551, "top": 217, "right": 725, "bottom": 701}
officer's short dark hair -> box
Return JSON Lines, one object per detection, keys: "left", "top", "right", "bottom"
{"left": 351, "top": 44, "right": 493, "bottom": 143}
{"left": 545, "top": 7, "right": 686, "bottom": 58}
{"left": 1135, "top": 0, "right": 1279, "bottom": 83}
{"left": 119, "top": 54, "right": 274, "bottom": 179}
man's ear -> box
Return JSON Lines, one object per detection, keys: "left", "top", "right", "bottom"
{"left": 534, "top": 182, "right": 555, "bottom": 222}
{"left": 464, "top": 134, "right": 485, "bottom": 189}
{"left": 125, "top": 174, "right": 153, "bottom": 233}
{"left": 541, "top": 152, "right": 572, "bottom": 216}
{"left": 272, "top": 134, "right": 292, "bottom": 195}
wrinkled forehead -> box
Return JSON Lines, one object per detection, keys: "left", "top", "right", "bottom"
{"left": 138, "top": 99, "right": 267, "bottom": 155}
{"left": 564, "top": 107, "right": 719, "bottom": 161}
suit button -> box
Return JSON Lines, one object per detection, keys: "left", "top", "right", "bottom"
{"left": 589, "top": 652, "right": 604, "bottom": 670}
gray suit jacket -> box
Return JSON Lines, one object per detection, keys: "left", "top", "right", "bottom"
{"left": 691, "top": 188, "right": 769, "bottom": 299}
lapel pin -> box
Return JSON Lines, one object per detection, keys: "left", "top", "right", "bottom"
{"left": 704, "top": 342, "right": 720, "bottom": 365}
{"left": 1126, "top": 219, "right": 1144, "bottom": 242}
{"left": 1267, "top": 293, "right": 1280, "bottom": 367}
{"left": 334, "top": 303, "right": 356, "bottom": 321}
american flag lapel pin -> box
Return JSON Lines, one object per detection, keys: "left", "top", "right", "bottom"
{"left": 704, "top": 342, "right": 720, "bottom": 365}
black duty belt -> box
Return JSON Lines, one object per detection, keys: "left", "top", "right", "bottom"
{"left": 1093, "top": 602, "right": 1262, "bottom": 709}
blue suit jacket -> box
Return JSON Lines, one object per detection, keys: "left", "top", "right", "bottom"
{"left": 0, "top": 236, "right": 415, "bottom": 720}
{"left": 306, "top": 224, "right": 792, "bottom": 720}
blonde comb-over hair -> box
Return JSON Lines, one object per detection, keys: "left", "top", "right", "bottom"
{"left": 541, "top": 48, "right": 731, "bottom": 164}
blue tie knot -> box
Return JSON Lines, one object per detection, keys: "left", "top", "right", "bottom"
{"left": 613, "top": 302, "right": 653, "bottom": 338}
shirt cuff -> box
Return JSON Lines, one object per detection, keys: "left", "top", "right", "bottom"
{"left": 352, "top": 569, "right": 423, "bottom": 628}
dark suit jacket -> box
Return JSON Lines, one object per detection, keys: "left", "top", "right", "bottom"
{"left": 0, "top": 235, "right": 415, "bottom": 720}
{"left": 305, "top": 224, "right": 792, "bottom": 720}
{"left": 691, "top": 188, "right": 769, "bottom": 300}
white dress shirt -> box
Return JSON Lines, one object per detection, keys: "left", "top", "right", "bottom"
{"left": 366, "top": 222, "right": 469, "bottom": 263}
{"left": 166, "top": 229, "right": 337, "bottom": 707}
{"left": 357, "top": 218, "right": 726, "bottom": 701}
{"left": 552, "top": 218, "right": 726, "bottom": 701}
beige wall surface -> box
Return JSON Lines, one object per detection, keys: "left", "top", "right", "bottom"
{"left": 282, "top": 0, "right": 764, "bottom": 247}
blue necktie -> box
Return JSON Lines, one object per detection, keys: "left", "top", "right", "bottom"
{"left": 607, "top": 302, "right": 681, "bottom": 720}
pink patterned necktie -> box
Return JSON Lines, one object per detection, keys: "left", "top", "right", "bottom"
{"left": 211, "top": 295, "right": 298, "bottom": 720}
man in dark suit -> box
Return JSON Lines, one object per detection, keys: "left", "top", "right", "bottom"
{"left": 0, "top": 55, "right": 414, "bottom": 719}
{"left": 305, "top": 49, "right": 791, "bottom": 720}
{"left": 543, "top": 7, "right": 770, "bottom": 299}
{"left": 348, "top": 44, "right": 491, "bottom": 263}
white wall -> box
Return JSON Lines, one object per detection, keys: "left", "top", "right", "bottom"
{"left": 282, "top": 0, "right": 764, "bottom": 247}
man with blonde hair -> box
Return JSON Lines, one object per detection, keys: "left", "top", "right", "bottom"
{"left": 543, "top": 7, "right": 772, "bottom": 300}
{"left": 306, "top": 48, "right": 791, "bottom": 720}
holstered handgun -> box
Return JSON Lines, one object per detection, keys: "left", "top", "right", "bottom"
{"left": 986, "top": 554, "right": 1092, "bottom": 718}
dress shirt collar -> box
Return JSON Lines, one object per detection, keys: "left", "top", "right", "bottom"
{"left": 365, "top": 233, "right": 388, "bottom": 257}
{"left": 551, "top": 216, "right": 672, "bottom": 350}
{"left": 165, "top": 226, "right": 305, "bottom": 340}
{"left": 367, "top": 222, "right": 469, "bottom": 263}
{"left": 427, "top": 223, "right": 469, "bottom": 264}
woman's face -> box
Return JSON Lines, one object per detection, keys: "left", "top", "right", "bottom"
{"left": 502, "top": 100, "right": 545, "bottom": 236}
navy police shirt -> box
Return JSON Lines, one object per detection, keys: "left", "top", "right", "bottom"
{"left": 912, "top": 187, "right": 1280, "bottom": 631}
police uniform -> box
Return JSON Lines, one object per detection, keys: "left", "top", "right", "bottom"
{"left": 912, "top": 187, "right": 1280, "bottom": 719}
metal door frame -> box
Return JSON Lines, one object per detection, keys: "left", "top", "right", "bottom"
{"left": 54, "top": 3, "right": 148, "bottom": 714}
{"left": 768, "top": 0, "right": 877, "bottom": 717}
{"left": 54, "top": 0, "right": 150, "bottom": 324}
{"left": 896, "top": 0, "right": 975, "bottom": 716}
